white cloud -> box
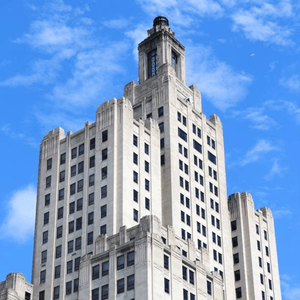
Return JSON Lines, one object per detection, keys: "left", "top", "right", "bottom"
{"left": 280, "top": 74, "right": 300, "bottom": 91}
{"left": 281, "top": 274, "right": 300, "bottom": 300}
{"left": 272, "top": 208, "right": 291, "bottom": 219}
{"left": 103, "top": 18, "right": 131, "bottom": 29}
{"left": 0, "top": 185, "right": 36, "bottom": 243}
{"left": 264, "top": 159, "right": 288, "bottom": 180}
{"left": 231, "top": 107, "right": 277, "bottom": 130}
{"left": 186, "top": 45, "right": 252, "bottom": 110}
{"left": 239, "top": 139, "right": 279, "bottom": 166}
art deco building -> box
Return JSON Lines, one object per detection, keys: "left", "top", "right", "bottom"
{"left": 31, "top": 17, "right": 281, "bottom": 300}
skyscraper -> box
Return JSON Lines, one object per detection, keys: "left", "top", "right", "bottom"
{"left": 31, "top": 16, "right": 281, "bottom": 300}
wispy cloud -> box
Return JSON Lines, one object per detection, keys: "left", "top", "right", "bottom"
{"left": 103, "top": 18, "right": 131, "bottom": 29}
{"left": 281, "top": 274, "right": 300, "bottom": 300}
{"left": 231, "top": 107, "right": 277, "bottom": 130}
{"left": 186, "top": 45, "right": 252, "bottom": 110}
{"left": 0, "top": 185, "right": 36, "bottom": 243}
{"left": 280, "top": 74, "right": 300, "bottom": 92}
{"left": 0, "top": 124, "right": 38, "bottom": 147}
{"left": 273, "top": 208, "right": 292, "bottom": 219}
{"left": 239, "top": 139, "right": 279, "bottom": 166}
{"left": 264, "top": 159, "right": 288, "bottom": 180}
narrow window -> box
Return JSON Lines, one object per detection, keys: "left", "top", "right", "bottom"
{"left": 148, "top": 49, "right": 157, "bottom": 78}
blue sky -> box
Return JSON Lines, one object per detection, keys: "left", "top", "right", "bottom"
{"left": 0, "top": 0, "right": 299, "bottom": 298}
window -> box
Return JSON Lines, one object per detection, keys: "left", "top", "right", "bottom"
{"left": 207, "top": 281, "right": 212, "bottom": 295}
{"left": 145, "top": 143, "right": 149, "bottom": 154}
{"left": 213, "top": 170, "right": 217, "bottom": 180}
{"left": 102, "top": 148, "right": 107, "bottom": 160}
{"left": 181, "top": 229, "right": 185, "bottom": 240}
{"left": 102, "top": 261, "right": 109, "bottom": 276}
{"left": 266, "top": 246, "right": 269, "bottom": 256}
{"left": 56, "top": 245, "right": 61, "bottom": 258}
{"left": 57, "top": 188, "right": 64, "bottom": 200}
{"left": 145, "top": 161, "right": 149, "bottom": 172}
{"left": 89, "top": 174, "right": 95, "bottom": 186}
{"left": 127, "top": 274, "right": 135, "bottom": 291}
{"left": 92, "top": 265, "right": 99, "bottom": 280}
{"left": 60, "top": 153, "right": 66, "bottom": 165}
{"left": 57, "top": 226, "right": 62, "bottom": 239}
{"left": 77, "top": 198, "right": 83, "bottom": 211}
{"left": 184, "top": 164, "right": 188, "bottom": 174}
{"left": 102, "top": 130, "right": 108, "bottom": 142}
{"left": 47, "top": 158, "right": 52, "bottom": 170}
{"left": 57, "top": 207, "right": 63, "bottom": 220}
{"left": 160, "top": 138, "right": 164, "bottom": 149}
{"left": 87, "top": 232, "right": 93, "bottom": 245}
{"left": 133, "top": 209, "right": 138, "bottom": 222}
{"left": 196, "top": 204, "right": 200, "bottom": 216}
{"left": 235, "top": 270, "right": 241, "bottom": 281}
{"left": 232, "top": 236, "right": 238, "bottom": 247}
{"left": 40, "top": 270, "right": 46, "bottom": 283}
{"left": 101, "top": 185, "right": 107, "bottom": 198}
{"left": 145, "top": 179, "right": 150, "bottom": 191}
{"left": 262, "top": 291, "right": 265, "bottom": 300}
{"left": 208, "top": 151, "right": 216, "bottom": 164}
{"left": 117, "top": 278, "right": 125, "bottom": 294}
{"left": 164, "top": 278, "right": 170, "bottom": 293}
{"left": 117, "top": 255, "right": 125, "bottom": 270}
{"left": 259, "top": 257, "right": 262, "bottom": 267}
{"left": 41, "top": 250, "right": 47, "bottom": 263}
{"left": 147, "top": 112, "right": 152, "bottom": 118}
{"left": 69, "top": 201, "right": 75, "bottom": 214}
{"left": 183, "top": 116, "right": 186, "bottom": 126}
{"left": 218, "top": 253, "right": 222, "bottom": 264}
{"left": 92, "top": 288, "right": 99, "bottom": 300}
{"left": 216, "top": 218, "right": 220, "bottom": 229}
{"left": 212, "top": 139, "right": 215, "bottom": 149}
{"left": 89, "top": 193, "right": 94, "bottom": 205}
{"left": 39, "top": 291, "right": 45, "bottom": 300}
{"left": 164, "top": 255, "right": 169, "bottom": 269}
{"left": 77, "top": 179, "right": 83, "bottom": 192}
{"left": 46, "top": 176, "right": 51, "bottom": 188}
{"left": 88, "top": 212, "right": 94, "bottom": 225}
{"left": 101, "top": 205, "right": 107, "bottom": 218}
{"left": 68, "top": 240, "right": 74, "bottom": 253}
{"left": 257, "top": 240, "right": 261, "bottom": 251}
{"left": 184, "top": 147, "right": 187, "bottom": 157}
{"left": 43, "top": 212, "right": 49, "bottom": 225}
{"left": 133, "top": 171, "right": 138, "bottom": 183}
{"left": 214, "top": 186, "right": 218, "bottom": 196}
{"left": 201, "top": 208, "right": 205, "bottom": 219}
{"left": 148, "top": 49, "right": 157, "bottom": 77}
{"left": 267, "top": 262, "right": 271, "bottom": 273}
{"left": 217, "top": 235, "right": 221, "bottom": 246}
{"left": 213, "top": 249, "right": 217, "bottom": 261}
{"left": 181, "top": 211, "right": 185, "bottom": 222}
{"left": 189, "top": 270, "right": 194, "bottom": 284}
{"left": 269, "top": 279, "right": 272, "bottom": 290}
{"left": 158, "top": 106, "right": 164, "bottom": 117}
{"left": 133, "top": 134, "right": 138, "bottom": 147}
{"left": 145, "top": 197, "right": 150, "bottom": 210}
{"left": 100, "top": 225, "right": 106, "bottom": 235}
{"left": 67, "top": 260, "right": 73, "bottom": 274}
{"left": 127, "top": 251, "right": 134, "bottom": 266}
{"left": 193, "top": 140, "right": 202, "bottom": 153}
{"left": 90, "top": 138, "right": 95, "bottom": 150}
{"left": 212, "top": 232, "right": 216, "bottom": 243}
{"left": 45, "top": 194, "right": 50, "bottom": 206}
{"left": 70, "top": 183, "right": 76, "bottom": 195}
{"left": 53, "top": 286, "right": 60, "bottom": 299}
{"left": 90, "top": 156, "right": 95, "bottom": 168}
{"left": 260, "top": 273, "right": 264, "bottom": 284}
{"left": 231, "top": 220, "right": 237, "bottom": 231}
{"left": 133, "top": 153, "right": 138, "bottom": 164}
{"left": 101, "top": 284, "right": 108, "bottom": 300}
{"left": 233, "top": 253, "right": 239, "bottom": 264}
{"left": 178, "top": 111, "right": 182, "bottom": 122}
{"left": 185, "top": 180, "right": 189, "bottom": 191}
{"left": 54, "top": 265, "right": 61, "bottom": 279}
{"left": 215, "top": 202, "right": 219, "bottom": 213}
{"left": 183, "top": 289, "right": 188, "bottom": 300}
{"left": 199, "top": 159, "right": 203, "bottom": 169}
{"left": 182, "top": 266, "right": 187, "bottom": 280}
{"left": 75, "top": 257, "right": 80, "bottom": 271}
{"left": 75, "top": 237, "right": 81, "bottom": 250}
{"left": 159, "top": 122, "right": 164, "bottom": 132}
{"left": 211, "top": 215, "right": 215, "bottom": 226}
{"left": 76, "top": 217, "right": 82, "bottom": 230}
{"left": 202, "top": 225, "right": 206, "bottom": 236}
{"left": 197, "top": 222, "right": 201, "bottom": 233}
{"left": 66, "top": 281, "right": 72, "bottom": 295}
{"left": 172, "top": 50, "right": 178, "bottom": 68}
{"left": 178, "top": 143, "right": 182, "bottom": 154}
{"left": 236, "top": 287, "right": 242, "bottom": 299}
{"left": 79, "top": 143, "right": 84, "bottom": 155}
{"left": 264, "top": 230, "right": 268, "bottom": 240}
{"left": 178, "top": 128, "right": 187, "bottom": 141}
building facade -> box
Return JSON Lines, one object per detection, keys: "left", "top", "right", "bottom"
{"left": 31, "top": 16, "right": 281, "bottom": 300}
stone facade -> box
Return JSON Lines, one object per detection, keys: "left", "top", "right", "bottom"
{"left": 31, "top": 16, "right": 281, "bottom": 300}
{"left": 0, "top": 273, "right": 33, "bottom": 300}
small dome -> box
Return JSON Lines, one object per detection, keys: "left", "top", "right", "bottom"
{"left": 153, "top": 16, "right": 169, "bottom": 27}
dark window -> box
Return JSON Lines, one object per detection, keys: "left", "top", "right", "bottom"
{"left": 102, "top": 261, "right": 109, "bottom": 276}
{"left": 145, "top": 161, "right": 149, "bottom": 172}
{"left": 117, "top": 255, "right": 125, "bottom": 270}
{"left": 160, "top": 138, "right": 164, "bottom": 149}
{"left": 234, "top": 270, "right": 241, "bottom": 281}
{"left": 75, "top": 237, "right": 81, "bottom": 250}
{"left": 147, "top": 113, "right": 152, "bottom": 118}
{"left": 40, "top": 270, "right": 46, "bottom": 283}
{"left": 60, "top": 153, "right": 66, "bottom": 165}
{"left": 68, "top": 240, "right": 73, "bottom": 253}
{"left": 89, "top": 174, "right": 95, "bottom": 186}
{"left": 41, "top": 250, "right": 47, "bottom": 263}
{"left": 47, "top": 158, "right": 52, "bottom": 170}
{"left": 145, "top": 143, "right": 149, "bottom": 154}
{"left": 92, "top": 265, "right": 99, "bottom": 280}
{"left": 264, "top": 230, "right": 268, "bottom": 240}
{"left": 127, "top": 274, "right": 134, "bottom": 291}
{"left": 88, "top": 212, "right": 94, "bottom": 225}
{"left": 189, "top": 270, "right": 194, "bottom": 284}
{"left": 232, "top": 236, "right": 238, "bottom": 247}
{"left": 133, "top": 171, "right": 138, "bottom": 183}
{"left": 260, "top": 273, "right": 264, "bottom": 284}
{"left": 259, "top": 257, "right": 262, "bottom": 267}
{"left": 202, "top": 225, "right": 206, "bottom": 236}
{"left": 55, "top": 245, "right": 61, "bottom": 258}
{"left": 182, "top": 266, "right": 187, "bottom": 280}
{"left": 74, "top": 279, "right": 79, "bottom": 292}
{"left": 101, "top": 185, "right": 107, "bottom": 198}
{"left": 231, "top": 220, "right": 237, "bottom": 231}
{"left": 101, "top": 205, "right": 107, "bottom": 218}
{"left": 178, "top": 112, "right": 181, "bottom": 122}
{"left": 133, "top": 209, "right": 138, "bottom": 222}
{"left": 161, "top": 154, "right": 165, "bottom": 165}
{"left": 267, "top": 262, "right": 271, "bottom": 273}
{"left": 46, "top": 176, "right": 51, "bottom": 188}
{"left": 159, "top": 122, "right": 164, "bottom": 132}
{"left": 181, "top": 229, "right": 185, "bottom": 240}
{"left": 236, "top": 287, "right": 242, "bottom": 298}
{"left": 102, "top": 130, "right": 108, "bottom": 142}
{"left": 212, "top": 139, "right": 215, "bottom": 149}
{"left": 71, "top": 147, "right": 77, "bottom": 159}
{"left": 76, "top": 217, "right": 82, "bottom": 230}
{"left": 148, "top": 49, "right": 157, "bottom": 77}
{"left": 77, "top": 179, "right": 83, "bottom": 192}
{"left": 164, "top": 255, "right": 169, "bottom": 269}
{"left": 101, "top": 166, "right": 107, "bottom": 179}
{"left": 39, "top": 291, "right": 45, "bottom": 300}
{"left": 89, "top": 193, "right": 94, "bottom": 205}
{"left": 207, "top": 281, "right": 212, "bottom": 295}
{"left": 184, "top": 147, "right": 188, "bottom": 158}
{"left": 75, "top": 257, "right": 80, "bottom": 271}
{"left": 178, "top": 128, "right": 187, "bottom": 141}
{"left": 58, "top": 170, "right": 65, "bottom": 183}
{"left": 101, "top": 284, "right": 108, "bottom": 300}
{"left": 127, "top": 251, "right": 135, "bottom": 266}
{"left": 145, "top": 179, "right": 150, "bottom": 191}
{"left": 77, "top": 198, "right": 83, "bottom": 211}
{"left": 269, "top": 279, "right": 272, "bottom": 290}
{"left": 87, "top": 232, "right": 93, "bottom": 245}
{"left": 54, "top": 265, "right": 61, "bottom": 279}
{"left": 69, "top": 221, "right": 74, "bottom": 233}
{"left": 66, "top": 281, "right": 72, "bottom": 295}
{"left": 158, "top": 106, "right": 164, "bottom": 117}
{"left": 145, "top": 197, "right": 150, "bottom": 210}
{"left": 165, "top": 278, "right": 170, "bottom": 293}
{"left": 102, "top": 148, "right": 107, "bottom": 160}
{"left": 53, "top": 286, "right": 60, "bottom": 299}
{"left": 57, "top": 226, "right": 62, "bottom": 239}
{"left": 133, "top": 134, "right": 138, "bottom": 146}
{"left": 57, "top": 207, "right": 63, "bottom": 219}
{"left": 100, "top": 225, "right": 106, "bottom": 235}
{"left": 262, "top": 291, "right": 265, "bottom": 300}
{"left": 172, "top": 50, "right": 177, "bottom": 68}
{"left": 215, "top": 202, "right": 219, "bottom": 212}
{"left": 133, "top": 153, "right": 138, "bottom": 164}
{"left": 92, "top": 288, "right": 99, "bottom": 300}
{"left": 190, "top": 293, "right": 195, "bottom": 300}
{"left": 208, "top": 151, "right": 216, "bottom": 164}
{"left": 58, "top": 188, "right": 64, "bottom": 200}
{"left": 45, "top": 194, "right": 50, "bottom": 206}
{"left": 233, "top": 253, "right": 239, "bottom": 264}
{"left": 67, "top": 260, "right": 73, "bottom": 274}
{"left": 78, "top": 161, "right": 84, "bottom": 174}
{"left": 133, "top": 190, "right": 138, "bottom": 202}
{"left": 71, "top": 165, "right": 76, "bottom": 177}
{"left": 70, "top": 183, "right": 75, "bottom": 195}
{"left": 193, "top": 140, "right": 202, "bottom": 153}
{"left": 90, "top": 138, "right": 95, "bottom": 150}
{"left": 69, "top": 201, "right": 75, "bottom": 214}
{"left": 183, "top": 289, "right": 188, "bottom": 300}
{"left": 266, "top": 246, "right": 269, "bottom": 256}
{"left": 90, "top": 156, "right": 95, "bottom": 168}
{"left": 117, "top": 278, "right": 125, "bottom": 294}
{"left": 44, "top": 212, "right": 49, "bottom": 225}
